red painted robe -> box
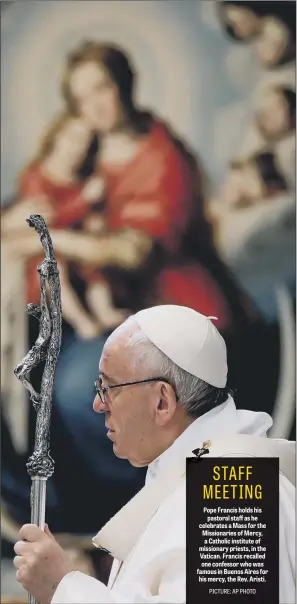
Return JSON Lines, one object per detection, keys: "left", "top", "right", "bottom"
{"left": 99, "top": 120, "right": 232, "bottom": 330}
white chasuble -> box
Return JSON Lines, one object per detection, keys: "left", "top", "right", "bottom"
{"left": 51, "top": 398, "right": 295, "bottom": 604}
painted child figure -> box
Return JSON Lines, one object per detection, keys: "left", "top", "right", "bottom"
{"left": 18, "top": 114, "right": 128, "bottom": 338}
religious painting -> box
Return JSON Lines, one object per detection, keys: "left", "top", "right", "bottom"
{"left": 1, "top": 0, "right": 295, "bottom": 564}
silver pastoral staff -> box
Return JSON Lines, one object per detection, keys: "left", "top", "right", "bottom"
{"left": 14, "top": 214, "right": 62, "bottom": 604}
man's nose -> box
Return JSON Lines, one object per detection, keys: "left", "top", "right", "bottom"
{"left": 93, "top": 395, "right": 107, "bottom": 414}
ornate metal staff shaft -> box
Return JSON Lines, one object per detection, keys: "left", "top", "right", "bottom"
{"left": 14, "top": 214, "right": 62, "bottom": 604}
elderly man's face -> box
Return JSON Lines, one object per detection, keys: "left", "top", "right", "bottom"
{"left": 93, "top": 324, "right": 178, "bottom": 467}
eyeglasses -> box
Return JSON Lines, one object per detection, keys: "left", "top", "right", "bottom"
{"left": 94, "top": 376, "right": 173, "bottom": 406}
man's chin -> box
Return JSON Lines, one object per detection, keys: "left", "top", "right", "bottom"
{"left": 112, "top": 443, "right": 127, "bottom": 460}
{"left": 127, "top": 459, "right": 147, "bottom": 468}
{"left": 112, "top": 446, "right": 146, "bottom": 468}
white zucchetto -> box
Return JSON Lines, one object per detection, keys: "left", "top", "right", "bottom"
{"left": 135, "top": 305, "right": 228, "bottom": 388}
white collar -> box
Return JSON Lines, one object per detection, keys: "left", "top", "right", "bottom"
{"left": 146, "top": 397, "right": 272, "bottom": 485}
{"left": 146, "top": 399, "right": 233, "bottom": 485}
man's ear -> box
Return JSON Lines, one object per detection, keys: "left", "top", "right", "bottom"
{"left": 155, "top": 382, "right": 177, "bottom": 425}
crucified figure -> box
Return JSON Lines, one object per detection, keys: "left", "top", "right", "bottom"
{"left": 14, "top": 271, "right": 51, "bottom": 410}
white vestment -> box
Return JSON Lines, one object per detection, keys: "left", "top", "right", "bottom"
{"left": 52, "top": 398, "right": 295, "bottom": 604}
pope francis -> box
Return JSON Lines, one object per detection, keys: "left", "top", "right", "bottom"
{"left": 13, "top": 305, "right": 295, "bottom": 603}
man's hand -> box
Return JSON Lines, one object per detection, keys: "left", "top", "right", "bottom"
{"left": 14, "top": 524, "right": 73, "bottom": 604}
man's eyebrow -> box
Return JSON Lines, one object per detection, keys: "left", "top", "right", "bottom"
{"left": 99, "top": 371, "right": 116, "bottom": 384}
